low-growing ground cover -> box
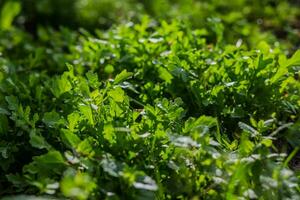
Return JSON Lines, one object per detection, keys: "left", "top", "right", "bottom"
{"left": 0, "top": 1, "right": 300, "bottom": 200}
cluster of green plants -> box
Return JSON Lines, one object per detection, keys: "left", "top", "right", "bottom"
{"left": 0, "top": 0, "right": 300, "bottom": 199}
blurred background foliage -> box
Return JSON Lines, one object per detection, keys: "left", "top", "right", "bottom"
{"left": 0, "top": 0, "right": 300, "bottom": 50}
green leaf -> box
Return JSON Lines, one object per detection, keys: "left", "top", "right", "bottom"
{"left": 261, "top": 138, "right": 273, "bottom": 147}
{"left": 239, "top": 133, "right": 254, "bottom": 155}
{"left": 271, "top": 50, "right": 300, "bottom": 83}
{"left": 0, "top": 107, "right": 10, "bottom": 115}
{"left": 108, "top": 87, "right": 125, "bottom": 102}
{"left": 257, "top": 41, "right": 270, "bottom": 54}
{"left": 238, "top": 122, "right": 259, "bottom": 137}
{"left": 5, "top": 96, "right": 19, "bottom": 111}
{"left": 158, "top": 67, "right": 173, "bottom": 83}
{"left": 114, "top": 70, "right": 133, "bottom": 84}
{"left": 29, "top": 130, "right": 51, "bottom": 150}
{"left": 43, "top": 111, "right": 63, "bottom": 127}
{"left": 286, "top": 50, "right": 300, "bottom": 67}
{"left": 104, "top": 64, "right": 115, "bottom": 74}
{"left": 60, "top": 129, "right": 81, "bottom": 148}
{"left": 61, "top": 169, "right": 96, "bottom": 200}
{"left": 103, "top": 123, "right": 116, "bottom": 144}
{"left": 67, "top": 112, "right": 81, "bottom": 131}
{"left": 24, "top": 151, "right": 66, "bottom": 175}
{"left": 51, "top": 74, "right": 72, "bottom": 98}
{"left": 0, "top": 1, "right": 21, "bottom": 30}
{"left": 76, "top": 138, "right": 95, "bottom": 156}
{"left": 79, "top": 104, "right": 94, "bottom": 125}
{"left": 86, "top": 71, "right": 100, "bottom": 88}
{"left": 34, "top": 151, "right": 65, "bottom": 166}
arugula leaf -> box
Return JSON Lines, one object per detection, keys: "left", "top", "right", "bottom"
{"left": 114, "top": 70, "right": 133, "bottom": 84}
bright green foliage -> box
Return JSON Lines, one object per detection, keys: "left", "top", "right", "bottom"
{"left": 0, "top": 1, "right": 21, "bottom": 30}
{"left": 0, "top": 1, "right": 300, "bottom": 200}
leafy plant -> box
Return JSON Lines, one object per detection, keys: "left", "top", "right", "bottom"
{"left": 0, "top": 1, "right": 300, "bottom": 199}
